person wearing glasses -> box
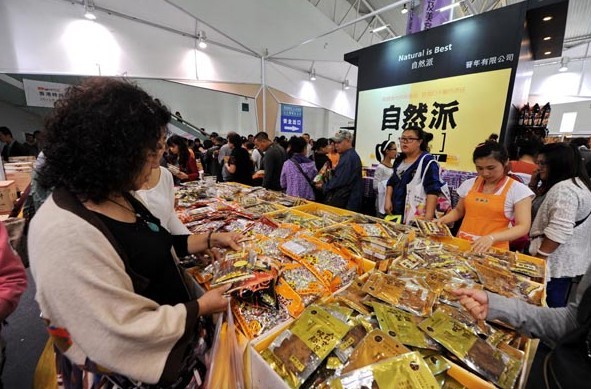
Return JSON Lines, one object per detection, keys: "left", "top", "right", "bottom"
{"left": 384, "top": 126, "right": 443, "bottom": 223}
{"left": 437, "top": 141, "right": 533, "bottom": 253}
{"left": 374, "top": 141, "right": 397, "bottom": 218}
{"left": 528, "top": 143, "right": 591, "bottom": 307}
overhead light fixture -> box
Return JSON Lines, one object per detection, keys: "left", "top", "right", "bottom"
{"left": 370, "top": 24, "right": 390, "bottom": 33}
{"left": 544, "top": 51, "right": 552, "bottom": 55}
{"left": 401, "top": 4, "right": 408, "bottom": 14}
{"left": 83, "top": 0, "right": 96, "bottom": 20}
{"left": 197, "top": 31, "right": 207, "bottom": 49}
{"left": 438, "top": 1, "right": 462, "bottom": 12}
{"left": 543, "top": 16, "right": 553, "bottom": 21}
{"left": 559, "top": 57, "right": 569, "bottom": 72}
{"left": 343, "top": 80, "right": 350, "bottom": 90}
{"left": 543, "top": 36, "right": 551, "bottom": 41}
{"left": 309, "top": 69, "right": 317, "bottom": 81}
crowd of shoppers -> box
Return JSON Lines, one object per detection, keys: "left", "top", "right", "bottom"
{"left": 4, "top": 75, "right": 591, "bottom": 388}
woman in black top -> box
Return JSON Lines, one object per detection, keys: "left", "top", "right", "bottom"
{"left": 225, "top": 133, "right": 254, "bottom": 185}
{"left": 313, "top": 137, "right": 331, "bottom": 172}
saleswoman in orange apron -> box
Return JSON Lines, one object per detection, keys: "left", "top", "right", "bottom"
{"left": 437, "top": 141, "right": 534, "bottom": 252}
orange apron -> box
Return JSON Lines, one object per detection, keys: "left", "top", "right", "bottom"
{"left": 458, "top": 176, "right": 513, "bottom": 250}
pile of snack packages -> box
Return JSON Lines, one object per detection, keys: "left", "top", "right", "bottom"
{"left": 176, "top": 182, "right": 545, "bottom": 389}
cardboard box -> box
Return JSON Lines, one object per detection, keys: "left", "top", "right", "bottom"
{"left": 4, "top": 162, "right": 33, "bottom": 192}
{"left": 0, "top": 180, "right": 17, "bottom": 214}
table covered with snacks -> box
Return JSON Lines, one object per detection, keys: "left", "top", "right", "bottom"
{"left": 174, "top": 181, "right": 545, "bottom": 389}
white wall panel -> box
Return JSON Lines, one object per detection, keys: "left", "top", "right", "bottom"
{"left": 134, "top": 79, "right": 257, "bottom": 136}
{"left": 0, "top": 101, "right": 44, "bottom": 142}
{"left": 546, "top": 100, "right": 591, "bottom": 134}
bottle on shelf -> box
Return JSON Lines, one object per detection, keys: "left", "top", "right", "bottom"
{"left": 523, "top": 103, "right": 531, "bottom": 126}
{"left": 541, "top": 102, "right": 551, "bottom": 127}
{"left": 532, "top": 103, "right": 541, "bottom": 126}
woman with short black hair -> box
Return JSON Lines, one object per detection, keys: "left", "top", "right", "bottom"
{"left": 384, "top": 126, "right": 443, "bottom": 223}
{"left": 224, "top": 132, "right": 254, "bottom": 185}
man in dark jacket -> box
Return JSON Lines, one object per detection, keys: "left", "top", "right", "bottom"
{"left": 253, "top": 132, "right": 287, "bottom": 191}
{"left": 320, "top": 130, "right": 363, "bottom": 212}
{"left": 0, "top": 127, "right": 27, "bottom": 162}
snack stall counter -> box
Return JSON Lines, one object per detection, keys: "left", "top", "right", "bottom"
{"left": 174, "top": 182, "right": 545, "bottom": 389}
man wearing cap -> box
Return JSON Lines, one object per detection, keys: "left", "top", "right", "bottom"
{"left": 319, "top": 130, "right": 363, "bottom": 212}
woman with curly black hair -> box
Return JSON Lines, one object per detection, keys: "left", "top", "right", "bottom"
{"left": 166, "top": 134, "right": 199, "bottom": 183}
{"left": 29, "top": 77, "right": 241, "bottom": 387}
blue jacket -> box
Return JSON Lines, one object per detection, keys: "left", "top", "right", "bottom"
{"left": 324, "top": 148, "right": 363, "bottom": 212}
{"left": 386, "top": 152, "right": 443, "bottom": 221}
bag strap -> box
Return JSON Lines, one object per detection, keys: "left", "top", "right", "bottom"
{"left": 575, "top": 209, "right": 591, "bottom": 228}
{"left": 291, "top": 158, "right": 315, "bottom": 190}
{"left": 420, "top": 159, "right": 436, "bottom": 183}
{"left": 407, "top": 154, "right": 429, "bottom": 185}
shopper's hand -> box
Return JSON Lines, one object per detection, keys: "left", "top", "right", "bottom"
{"left": 314, "top": 181, "right": 323, "bottom": 189}
{"left": 205, "top": 248, "right": 222, "bottom": 262}
{"left": 471, "top": 235, "right": 494, "bottom": 253}
{"left": 384, "top": 199, "right": 393, "bottom": 215}
{"left": 452, "top": 288, "right": 489, "bottom": 320}
{"left": 212, "top": 232, "right": 241, "bottom": 251}
{"left": 176, "top": 171, "right": 189, "bottom": 180}
{"left": 198, "top": 284, "right": 231, "bottom": 315}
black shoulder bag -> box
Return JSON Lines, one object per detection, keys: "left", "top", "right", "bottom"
{"left": 544, "top": 282, "right": 591, "bottom": 388}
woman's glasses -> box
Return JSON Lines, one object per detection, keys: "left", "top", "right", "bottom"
{"left": 399, "top": 137, "right": 419, "bottom": 143}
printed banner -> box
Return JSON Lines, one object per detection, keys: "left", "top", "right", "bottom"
{"left": 356, "top": 68, "right": 511, "bottom": 172}
{"left": 407, "top": 0, "right": 453, "bottom": 34}
{"left": 23, "top": 79, "right": 70, "bottom": 108}
{"left": 280, "top": 104, "right": 303, "bottom": 133}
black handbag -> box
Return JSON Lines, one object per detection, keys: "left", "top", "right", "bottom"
{"left": 544, "top": 283, "right": 591, "bottom": 388}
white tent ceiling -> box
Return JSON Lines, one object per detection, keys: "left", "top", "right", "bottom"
{"left": 84, "top": 0, "right": 591, "bottom": 86}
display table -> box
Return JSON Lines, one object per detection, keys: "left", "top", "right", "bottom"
{"left": 175, "top": 182, "right": 544, "bottom": 389}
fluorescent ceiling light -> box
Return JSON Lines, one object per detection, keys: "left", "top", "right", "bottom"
{"left": 438, "top": 1, "right": 462, "bottom": 12}
{"left": 543, "top": 16, "right": 553, "bottom": 21}
{"left": 370, "top": 25, "right": 390, "bottom": 33}
{"left": 544, "top": 51, "right": 551, "bottom": 55}
{"left": 543, "top": 36, "right": 551, "bottom": 41}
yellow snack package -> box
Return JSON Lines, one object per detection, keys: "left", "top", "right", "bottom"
{"left": 342, "top": 329, "right": 410, "bottom": 374}
{"left": 362, "top": 271, "right": 438, "bottom": 317}
{"left": 325, "top": 351, "right": 440, "bottom": 389}
{"left": 333, "top": 324, "right": 368, "bottom": 364}
{"left": 370, "top": 301, "right": 440, "bottom": 350}
{"left": 261, "top": 305, "right": 350, "bottom": 388}
{"left": 418, "top": 310, "right": 523, "bottom": 389}
{"left": 335, "top": 278, "right": 371, "bottom": 315}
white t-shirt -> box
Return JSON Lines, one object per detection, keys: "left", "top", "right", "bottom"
{"left": 456, "top": 177, "right": 534, "bottom": 220}
{"left": 135, "top": 167, "right": 190, "bottom": 235}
